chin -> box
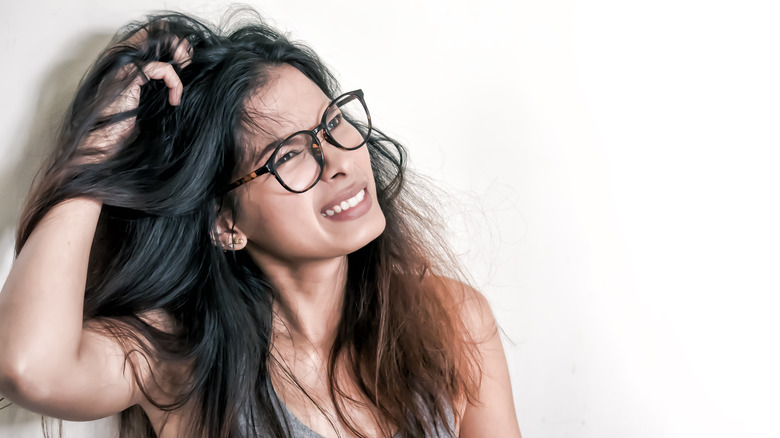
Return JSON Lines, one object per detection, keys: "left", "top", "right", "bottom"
{"left": 345, "top": 208, "right": 386, "bottom": 255}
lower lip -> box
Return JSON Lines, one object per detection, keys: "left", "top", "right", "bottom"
{"left": 322, "top": 190, "right": 373, "bottom": 222}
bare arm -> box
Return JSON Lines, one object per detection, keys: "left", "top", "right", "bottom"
{"left": 452, "top": 283, "right": 522, "bottom": 438}
{"left": 0, "top": 198, "right": 141, "bottom": 419}
{"left": 0, "top": 57, "right": 186, "bottom": 420}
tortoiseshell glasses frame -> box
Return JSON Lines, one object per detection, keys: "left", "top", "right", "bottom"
{"left": 222, "top": 89, "right": 372, "bottom": 194}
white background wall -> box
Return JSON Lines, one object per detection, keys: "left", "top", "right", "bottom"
{"left": 1, "top": 0, "right": 779, "bottom": 437}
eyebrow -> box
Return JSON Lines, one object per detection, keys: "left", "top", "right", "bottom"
{"left": 244, "top": 138, "right": 282, "bottom": 170}
{"left": 245, "top": 95, "right": 333, "bottom": 167}
{"left": 262, "top": 138, "right": 284, "bottom": 156}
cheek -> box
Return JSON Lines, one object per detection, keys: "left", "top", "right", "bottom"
{"left": 237, "top": 193, "right": 315, "bottom": 244}
{"left": 360, "top": 150, "right": 377, "bottom": 182}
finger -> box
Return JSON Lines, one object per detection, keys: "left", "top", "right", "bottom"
{"left": 124, "top": 21, "right": 168, "bottom": 49}
{"left": 172, "top": 37, "right": 193, "bottom": 68}
{"left": 123, "top": 27, "right": 150, "bottom": 51}
{"left": 142, "top": 62, "right": 184, "bottom": 106}
{"left": 115, "top": 63, "right": 139, "bottom": 83}
{"left": 100, "top": 66, "right": 143, "bottom": 116}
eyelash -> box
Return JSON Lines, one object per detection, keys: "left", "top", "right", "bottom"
{"left": 327, "top": 114, "right": 342, "bottom": 131}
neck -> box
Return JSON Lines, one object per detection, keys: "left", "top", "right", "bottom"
{"left": 251, "top": 252, "right": 348, "bottom": 352}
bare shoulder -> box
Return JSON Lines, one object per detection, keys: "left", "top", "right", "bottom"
{"left": 81, "top": 310, "right": 190, "bottom": 437}
{"left": 86, "top": 309, "right": 193, "bottom": 432}
{"left": 85, "top": 309, "right": 189, "bottom": 403}
{"left": 424, "top": 275, "right": 497, "bottom": 342}
{"left": 137, "top": 308, "right": 181, "bottom": 335}
{"left": 424, "top": 275, "right": 522, "bottom": 438}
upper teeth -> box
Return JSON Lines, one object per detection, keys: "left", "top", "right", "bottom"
{"left": 323, "top": 189, "right": 365, "bottom": 216}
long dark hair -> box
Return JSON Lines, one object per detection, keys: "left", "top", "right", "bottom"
{"left": 17, "top": 10, "right": 481, "bottom": 438}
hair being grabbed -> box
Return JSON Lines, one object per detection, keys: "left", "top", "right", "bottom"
{"left": 16, "top": 10, "right": 486, "bottom": 438}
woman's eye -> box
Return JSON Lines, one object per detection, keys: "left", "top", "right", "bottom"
{"left": 275, "top": 150, "right": 301, "bottom": 166}
{"left": 326, "top": 113, "right": 342, "bottom": 131}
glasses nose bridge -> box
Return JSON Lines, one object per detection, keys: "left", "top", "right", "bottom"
{"left": 312, "top": 121, "right": 337, "bottom": 146}
{"left": 310, "top": 119, "right": 329, "bottom": 139}
{"left": 311, "top": 122, "right": 343, "bottom": 155}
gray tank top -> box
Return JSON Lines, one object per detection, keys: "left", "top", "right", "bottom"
{"left": 268, "top": 381, "right": 456, "bottom": 438}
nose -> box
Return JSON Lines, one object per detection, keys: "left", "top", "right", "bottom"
{"left": 319, "top": 135, "right": 354, "bottom": 182}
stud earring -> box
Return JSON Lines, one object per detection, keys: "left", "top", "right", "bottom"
{"left": 232, "top": 236, "right": 245, "bottom": 246}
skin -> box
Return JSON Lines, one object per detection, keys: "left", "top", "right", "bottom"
{"left": 0, "top": 60, "right": 183, "bottom": 416}
{"left": 0, "top": 60, "right": 521, "bottom": 437}
{"left": 219, "top": 65, "right": 386, "bottom": 343}
{"left": 216, "top": 66, "right": 390, "bottom": 436}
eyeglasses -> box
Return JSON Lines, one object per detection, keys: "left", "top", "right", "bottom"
{"left": 222, "top": 89, "right": 372, "bottom": 194}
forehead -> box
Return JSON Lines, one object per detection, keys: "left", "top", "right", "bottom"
{"left": 245, "top": 65, "right": 330, "bottom": 137}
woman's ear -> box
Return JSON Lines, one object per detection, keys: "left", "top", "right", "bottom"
{"left": 214, "top": 210, "right": 248, "bottom": 251}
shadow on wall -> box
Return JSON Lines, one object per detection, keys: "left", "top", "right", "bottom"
{"left": 0, "top": 32, "right": 114, "bottom": 251}
{"left": 0, "top": 30, "right": 121, "bottom": 437}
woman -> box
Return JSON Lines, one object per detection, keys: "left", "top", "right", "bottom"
{"left": 0, "top": 10, "right": 520, "bottom": 438}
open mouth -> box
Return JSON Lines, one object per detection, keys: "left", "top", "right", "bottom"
{"left": 321, "top": 188, "right": 366, "bottom": 217}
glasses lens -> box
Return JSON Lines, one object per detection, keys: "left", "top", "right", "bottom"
{"left": 273, "top": 133, "right": 322, "bottom": 192}
{"left": 324, "top": 93, "right": 371, "bottom": 150}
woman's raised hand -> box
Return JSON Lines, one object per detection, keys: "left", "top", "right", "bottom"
{"left": 79, "top": 26, "right": 192, "bottom": 163}
{"left": 0, "top": 23, "right": 195, "bottom": 421}
{"left": 114, "top": 25, "right": 193, "bottom": 107}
